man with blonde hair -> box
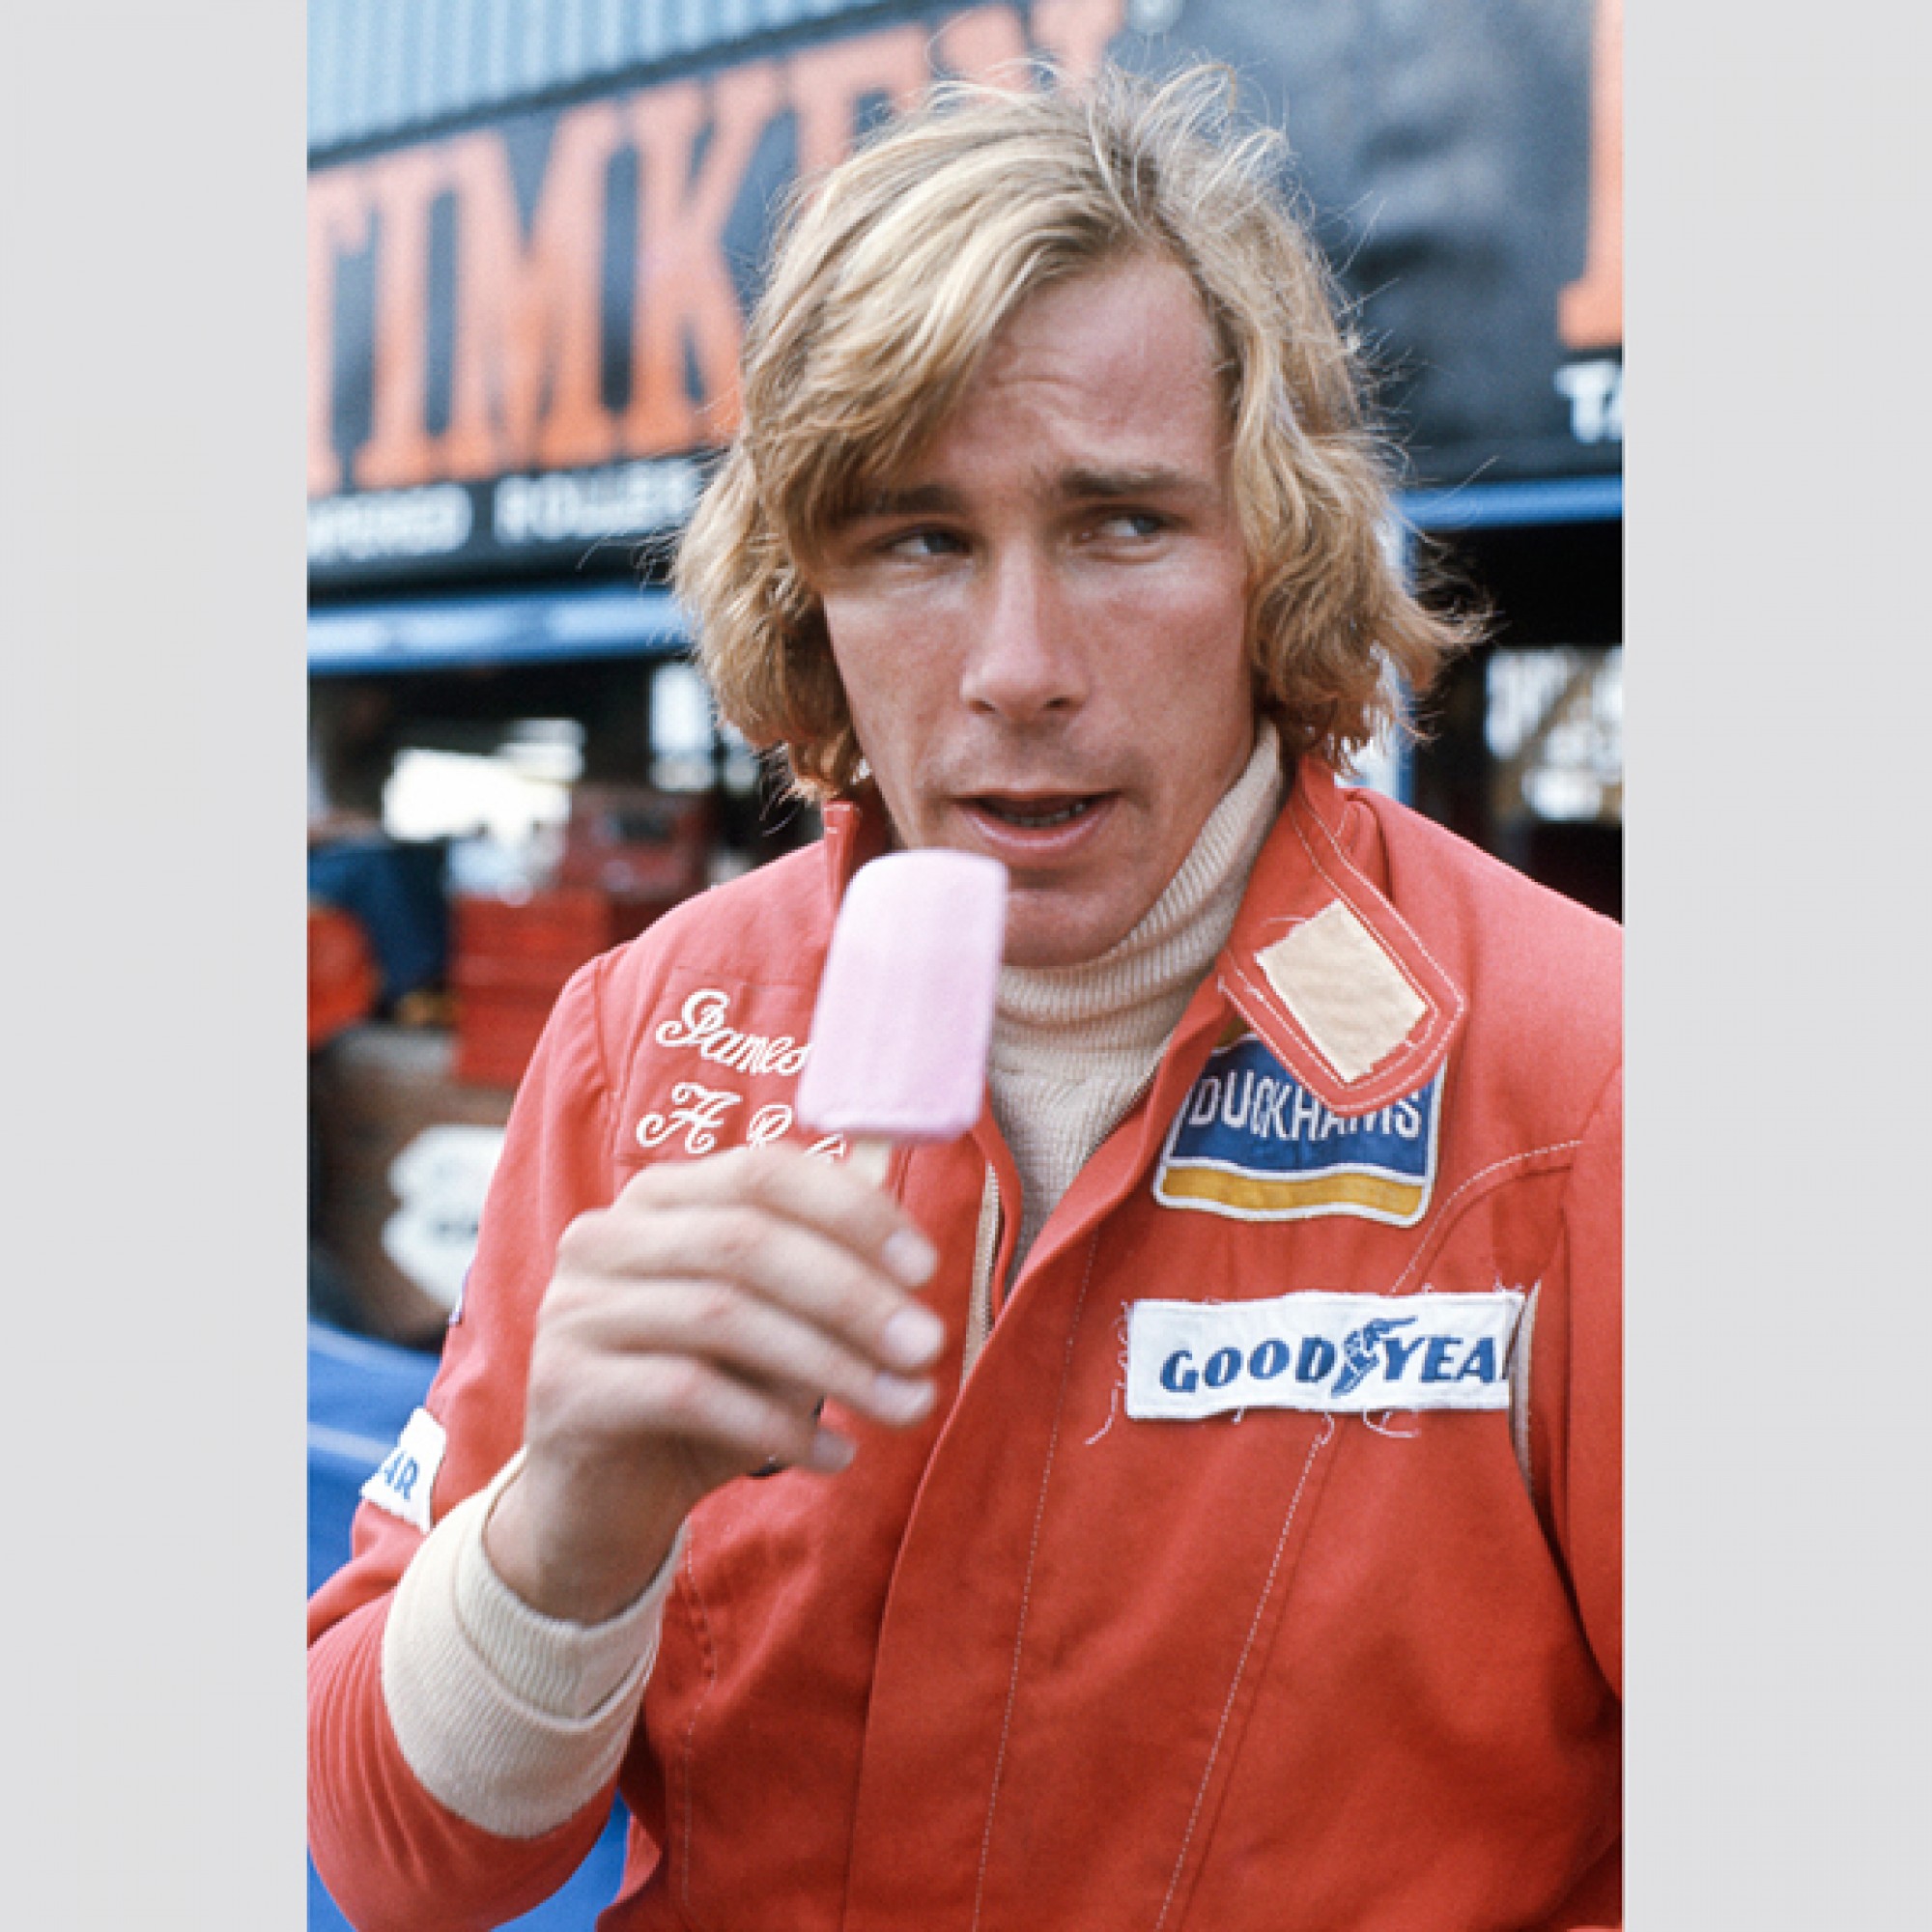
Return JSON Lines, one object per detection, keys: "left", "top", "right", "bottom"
{"left": 311, "top": 65, "right": 1622, "bottom": 1931}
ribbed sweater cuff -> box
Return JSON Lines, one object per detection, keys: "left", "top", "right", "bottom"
{"left": 380, "top": 1455, "right": 681, "bottom": 1839}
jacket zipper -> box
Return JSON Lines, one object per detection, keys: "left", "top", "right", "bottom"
{"left": 959, "top": 1061, "right": 1166, "bottom": 1383}
{"left": 959, "top": 1165, "right": 1003, "bottom": 1382}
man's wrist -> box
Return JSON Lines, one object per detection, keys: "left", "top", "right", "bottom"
{"left": 482, "top": 1456, "right": 686, "bottom": 1627}
{"left": 461, "top": 1467, "right": 682, "bottom": 1721}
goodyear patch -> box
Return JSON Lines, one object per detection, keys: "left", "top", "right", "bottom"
{"left": 1126, "top": 1290, "right": 1524, "bottom": 1420}
{"left": 1154, "top": 1034, "right": 1441, "bottom": 1225}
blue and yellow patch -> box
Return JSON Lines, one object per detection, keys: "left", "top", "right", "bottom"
{"left": 1153, "top": 1033, "right": 1441, "bottom": 1226}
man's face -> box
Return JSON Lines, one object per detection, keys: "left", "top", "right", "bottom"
{"left": 811, "top": 255, "right": 1257, "bottom": 971}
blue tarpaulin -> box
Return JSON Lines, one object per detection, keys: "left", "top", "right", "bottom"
{"left": 308, "top": 1322, "right": 632, "bottom": 1929}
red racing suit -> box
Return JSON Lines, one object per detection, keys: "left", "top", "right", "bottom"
{"left": 309, "top": 757, "right": 1623, "bottom": 1931}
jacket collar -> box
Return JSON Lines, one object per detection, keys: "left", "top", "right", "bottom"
{"left": 820, "top": 789, "right": 892, "bottom": 903}
{"left": 1218, "top": 759, "right": 1464, "bottom": 1115}
{"left": 818, "top": 761, "right": 1463, "bottom": 1117}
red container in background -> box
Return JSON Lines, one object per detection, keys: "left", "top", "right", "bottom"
{"left": 450, "top": 889, "right": 662, "bottom": 1089}
{"left": 451, "top": 789, "right": 713, "bottom": 1089}
{"left": 556, "top": 784, "right": 713, "bottom": 898}
{"left": 309, "top": 903, "right": 379, "bottom": 1051}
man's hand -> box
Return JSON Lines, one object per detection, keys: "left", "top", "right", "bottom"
{"left": 483, "top": 1145, "right": 945, "bottom": 1625}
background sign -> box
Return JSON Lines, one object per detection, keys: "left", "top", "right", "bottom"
{"left": 308, "top": 0, "right": 1621, "bottom": 590}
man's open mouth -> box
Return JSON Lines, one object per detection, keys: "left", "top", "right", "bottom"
{"left": 974, "top": 795, "right": 1103, "bottom": 830}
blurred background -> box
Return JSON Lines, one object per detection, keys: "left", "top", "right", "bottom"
{"left": 305, "top": 4, "right": 1619, "bottom": 1920}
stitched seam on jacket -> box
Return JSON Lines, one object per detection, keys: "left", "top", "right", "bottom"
{"left": 1380, "top": 1140, "right": 1584, "bottom": 1296}
{"left": 1532, "top": 1059, "right": 1623, "bottom": 1574}
{"left": 585, "top": 949, "right": 622, "bottom": 1168}
{"left": 1151, "top": 1414, "right": 1335, "bottom": 1932}
{"left": 969, "top": 1234, "right": 1101, "bottom": 1932}
{"left": 675, "top": 1539, "right": 720, "bottom": 1924}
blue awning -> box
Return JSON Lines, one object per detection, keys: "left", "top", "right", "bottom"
{"left": 1398, "top": 473, "right": 1622, "bottom": 533}
{"left": 308, "top": 583, "right": 691, "bottom": 675}
{"left": 308, "top": 476, "right": 1620, "bottom": 678}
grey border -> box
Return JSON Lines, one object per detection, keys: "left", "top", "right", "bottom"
{"left": 0, "top": 12, "right": 305, "bottom": 1926}
{"left": 7, "top": 1, "right": 1920, "bottom": 1924}
{"left": 1627, "top": 3, "right": 1928, "bottom": 1923}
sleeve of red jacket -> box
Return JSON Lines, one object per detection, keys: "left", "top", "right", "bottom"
{"left": 307, "top": 956, "right": 639, "bottom": 1932}
{"left": 1557, "top": 1062, "right": 1622, "bottom": 1705}
{"left": 1531, "top": 1061, "right": 1624, "bottom": 1932}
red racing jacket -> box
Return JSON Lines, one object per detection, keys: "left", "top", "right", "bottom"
{"left": 309, "top": 756, "right": 1623, "bottom": 1931}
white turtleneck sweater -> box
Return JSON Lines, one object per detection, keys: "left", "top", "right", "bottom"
{"left": 378, "top": 721, "right": 1289, "bottom": 1838}
{"left": 990, "top": 719, "right": 1286, "bottom": 1271}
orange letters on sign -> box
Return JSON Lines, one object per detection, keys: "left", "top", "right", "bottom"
{"left": 441, "top": 106, "right": 629, "bottom": 476}
{"left": 787, "top": 27, "right": 932, "bottom": 185}
{"left": 1032, "top": 0, "right": 1129, "bottom": 82}
{"left": 307, "top": 171, "right": 369, "bottom": 497}
{"left": 353, "top": 145, "right": 452, "bottom": 492}
{"left": 624, "top": 64, "right": 784, "bottom": 454}
{"left": 938, "top": 7, "right": 1034, "bottom": 85}
{"left": 1558, "top": 0, "right": 1622, "bottom": 351}
{"left": 939, "top": 1, "right": 1127, "bottom": 92}
{"left": 310, "top": 1, "right": 1140, "bottom": 498}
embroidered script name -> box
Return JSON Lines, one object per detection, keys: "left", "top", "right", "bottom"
{"left": 653, "top": 987, "right": 810, "bottom": 1075}
{"left": 638, "top": 988, "right": 838, "bottom": 1158}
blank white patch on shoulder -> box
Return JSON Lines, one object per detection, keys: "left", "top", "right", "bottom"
{"left": 1255, "top": 902, "right": 1426, "bottom": 1084}
{"left": 359, "top": 1406, "right": 449, "bottom": 1533}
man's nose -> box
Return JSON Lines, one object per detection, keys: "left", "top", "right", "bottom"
{"left": 958, "top": 548, "right": 1088, "bottom": 722}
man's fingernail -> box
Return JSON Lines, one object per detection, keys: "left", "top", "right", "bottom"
{"left": 881, "top": 1303, "right": 946, "bottom": 1369}
{"left": 871, "top": 1371, "right": 936, "bottom": 1424}
{"left": 883, "top": 1229, "right": 938, "bottom": 1287}
{"left": 811, "top": 1428, "right": 857, "bottom": 1472}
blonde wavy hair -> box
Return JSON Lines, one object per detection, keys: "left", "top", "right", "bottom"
{"left": 675, "top": 62, "right": 1468, "bottom": 801}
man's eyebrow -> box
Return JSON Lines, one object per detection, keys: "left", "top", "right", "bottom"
{"left": 1056, "top": 465, "right": 1215, "bottom": 502}
{"left": 834, "top": 467, "right": 1213, "bottom": 526}
{"left": 839, "top": 483, "right": 966, "bottom": 524}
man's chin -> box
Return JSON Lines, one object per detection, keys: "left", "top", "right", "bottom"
{"left": 998, "top": 891, "right": 1142, "bottom": 973}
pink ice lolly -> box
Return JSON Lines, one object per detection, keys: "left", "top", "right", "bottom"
{"left": 797, "top": 850, "right": 1008, "bottom": 1152}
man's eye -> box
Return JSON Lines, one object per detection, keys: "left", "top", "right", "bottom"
{"left": 884, "top": 527, "right": 966, "bottom": 559}
{"left": 1094, "top": 512, "right": 1167, "bottom": 542}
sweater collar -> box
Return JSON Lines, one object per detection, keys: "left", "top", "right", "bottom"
{"left": 991, "top": 720, "right": 1285, "bottom": 1043}
{"left": 819, "top": 751, "right": 1463, "bottom": 1116}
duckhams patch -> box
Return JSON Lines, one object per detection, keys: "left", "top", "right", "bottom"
{"left": 1154, "top": 1034, "right": 1440, "bottom": 1225}
{"left": 1126, "top": 1290, "right": 1524, "bottom": 1420}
